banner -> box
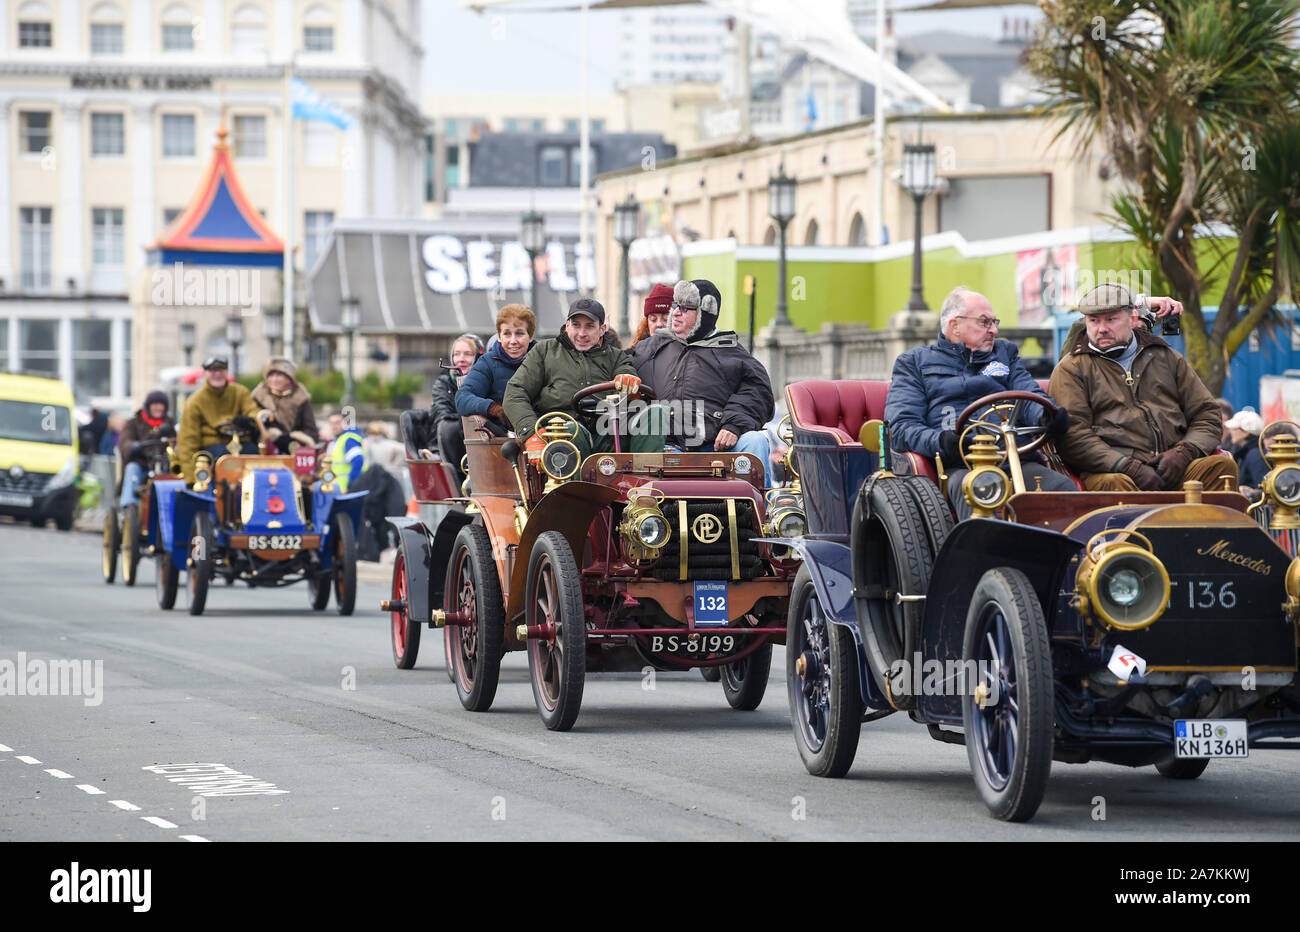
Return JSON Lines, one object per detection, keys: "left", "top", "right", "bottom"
{"left": 1016, "top": 245, "right": 1078, "bottom": 326}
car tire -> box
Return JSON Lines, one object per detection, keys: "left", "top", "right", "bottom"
{"left": 187, "top": 511, "right": 214, "bottom": 616}
{"left": 54, "top": 503, "right": 74, "bottom": 532}
{"left": 854, "top": 477, "right": 934, "bottom": 709}
{"left": 390, "top": 549, "right": 421, "bottom": 669}
{"left": 1154, "top": 756, "right": 1209, "bottom": 780}
{"left": 443, "top": 626, "right": 456, "bottom": 683}
{"left": 447, "top": 524, "right": 504, "bottom": 713}
{"left": 102, "top": 509, "right": 120, "bottom": 583}
{"left": 787, "top": 565, "right": 862, "bottom": 777}
{"left": 333, "top": 516, "right": 357, "bottom": 616}
{"left": 121, "top": 504, "right": 141, "bottom": 586}
{"left": 699, "top": 665, "right": 721, "bottom": 682}
{"left": 721, "top": 640, "right": 772, "bottom": 711}
{"left": 962, "top": 567, "right": 1053, "bottom": 822}
{"left": 525, "top": 530, "right": 586, "bottom": 731}
{"left": 156, "top": 551, "right": 179, "bottom": 610}
{"left": 901, "top": 474, "right": 954, "bottom": 556}
{"left": 30, "top": 517, "right": 45, "bottom": 528}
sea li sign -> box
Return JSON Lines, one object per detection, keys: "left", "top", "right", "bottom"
{"left": 421, "top": 235, "right": 595, "bottom": 295}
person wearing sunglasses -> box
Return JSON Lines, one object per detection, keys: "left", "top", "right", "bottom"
{"left": 885, "top": 286, "right": 1076, "bottom": 519}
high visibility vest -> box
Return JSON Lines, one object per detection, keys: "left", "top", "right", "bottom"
{"left": 330, "top": 429, "right": 367, "bottom": 491}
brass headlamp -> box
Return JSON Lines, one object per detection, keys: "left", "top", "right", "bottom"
{"left": 619, "top": 487, "right": 670, "bottom": 561}
{"left": 192, "top": 453, "right": 213, "bottom": 492}
{"left": 1257, "top": 427, "right": 1300, "bottom": 530}
{"left": 960, "top": 433, "right": 1011, "bottom": 518}
{"left": 1074, "top": 529, "right": 1170, "bottom": 632}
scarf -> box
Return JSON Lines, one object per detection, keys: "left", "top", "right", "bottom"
{"left": 140, "top": 411, "right": 166, "bottom": 429}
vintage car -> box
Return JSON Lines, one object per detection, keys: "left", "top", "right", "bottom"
{"left": 130, "top": 417, "right": 366, "bottom": 616}
{"left": 102, "top": 435, "right": 176, "bottom": 585}
{"left": 782, "top": 379, "right": 1300, "bottom": 821}
{"left": 383, "top": 381, "right": 803, "bottom": 730}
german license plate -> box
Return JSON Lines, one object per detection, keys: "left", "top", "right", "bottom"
{"left": 1174, "top": 719, "right": 1248, "bottom": 758}
{"left": 648, "top": 632, "right": 737, "bottom": 655}
{"left": 693, "top": 580, "right": 728, "bottom": 626}
{"left": 247, "top": 534, "right": 302, "bottom": 550}
{"left": 0, "top": 492, "right": 34, "bottom": 507}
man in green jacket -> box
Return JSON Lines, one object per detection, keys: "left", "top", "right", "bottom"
{"left": 504, "top": 297, "right": 666, "bottom": 458}
{"left": 176, "top": 357, "right": 263, "bottom": 484}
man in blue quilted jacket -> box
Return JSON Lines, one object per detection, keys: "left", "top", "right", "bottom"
{"left": 884, "top": 286, "right": 1075, "bottom": 519}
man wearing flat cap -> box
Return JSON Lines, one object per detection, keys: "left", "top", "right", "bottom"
{"left": 1049, "top": 283, "right": 1237, "bottom": 492}
{"left": 175, "top": 356, "right": 263, "bottom": 484}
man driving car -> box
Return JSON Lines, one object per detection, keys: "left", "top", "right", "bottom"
{"left": 175, "top": 357, "right": 262, "bottom": 484}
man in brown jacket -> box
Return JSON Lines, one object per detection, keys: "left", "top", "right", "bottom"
{"left": 1049, "top": 283, "right": 1237, "bottom": 492}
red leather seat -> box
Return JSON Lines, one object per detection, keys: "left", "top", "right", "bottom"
{"left": 786, "top": 380, "right": 889, "bottom": 446}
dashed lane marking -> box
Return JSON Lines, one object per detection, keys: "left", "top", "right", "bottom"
{"left": 0, "top": 744, "right": 12, "bottom": 751}
{"left": 75, "top": 784, "right": 106, "bottom": 795}
{"left": 141, "top": 816, "right": 178, "bottom": 829}
{"left": 16, "top": 755, "right": 40, "bottom": 764}
{"left": 178, "top": 834, "right": 210, "bottom": 842}
{"left": 109, "top": 800, "right": 141, "bottom": 811}
{"left": 45, "top": 769, "right": 73, "bottom": 779}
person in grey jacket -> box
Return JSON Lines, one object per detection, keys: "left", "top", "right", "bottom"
{"left": 629, "top": 279, "right": 777, "bottom": 485}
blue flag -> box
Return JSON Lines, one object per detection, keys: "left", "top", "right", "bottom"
{"left": 291, "top": 77, "right": 353, "bottom": 130}
{"left": 804, "top": 88, "right": 818, "bottom": 130}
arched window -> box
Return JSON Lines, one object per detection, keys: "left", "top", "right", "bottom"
{"left": 848, "top": 213, "right": 866, "bottom": 247}
{"left": 804, "top": 219, "right": 819, "bottom": 246}
{"left": 89, "top": 2, "right": 124, "bottom": 55}
{"left": 231, "top": 3, "right": 268, "bottom": 57}
{"left": 160, "top": 3, "right": 196, "bottom": 50}
{"left": 18, "top": 1, "right": 54, "bottom": 48}
{"left": 763, "top": 224, "right": 777, "bottom": 246}
{"left": 303, "top": 3, "right": 335, "bottom": 51}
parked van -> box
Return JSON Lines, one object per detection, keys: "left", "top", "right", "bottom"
{"left": 0, "top": 374, "right": 80, "bottom": 530}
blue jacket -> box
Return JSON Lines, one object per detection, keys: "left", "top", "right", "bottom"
{"left": 885, "top": 334, "right": 1051, "bottom": 459}
{"left": 456, "top": 340, "right": 536, "bottom": 417}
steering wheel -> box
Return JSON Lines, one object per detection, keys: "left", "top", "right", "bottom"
{"left": 954, "top": 390, "right": 1058, "bottom": 462}
{"left": 217, "top": 415, "right": 263, "bottom": 440}
{"left": 572, "top": 380, "right": 656, "bottom": 406}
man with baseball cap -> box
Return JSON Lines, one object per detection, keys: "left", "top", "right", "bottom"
{"left": 504, "top": 297, "right": 665, "bottom": 458}
{"left": 175, "top": 356, "right": 262, "bottom": 484}
{"left": 1049, "top": 283, "right": 1237, "bottom": 492}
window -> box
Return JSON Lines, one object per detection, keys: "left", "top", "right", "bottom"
{"left": 504, "top": 118, "right": 519, "bottom": 132}
{"left": 92, "top": 208, "right": 125, "bottom": 265}
{"left": 233, "top": 115, "right": 266, "bottom": 158}
{"left": 162, "top": 23, "right": 194, "bottom": 50}
{"left": 20, "top": 207, "right": 53, "bottom": 292}
{"left": 563, "top": 119, "right": 579, "bottom": 134}
{"left": 444, "top": 118, "right": 459, "bottom": 138}
{"left": 73, "top": 321, "right": 113, "bottom": 398}
{"left": 304, "top": 211, "right": 334, "bottom": 270}
{"left": 302, "top": 120, "right": 336, "bottom": 166}
{"left": 304, "top": 26, "right": 333, "bottom": 50}
{"left": 848, "top": 213, "right": 867, "bottom": 247}
{"left": 91, "top": 112, "right": 125, "bottom": 156}
{"left": 90, "top": 23, "right": 123, "bottom": 54}
{"left": 539, "top": 145, "right": 566, "bottom": 186}
{"left": 444, "top": 144, "right": 460, "bottom": 189}
{"left": 18, "top": 0, "right": 53, "bottom": 48}
{"left": 804, "top": 218, "right": 819, "bottom": 246}
{"left": 424, "top": 133, "right": 435, "bottom": 202}
{"left": 19, "top": 111, "right": 51, "bottom": 154}
{"left": 161, "top": 113, "right": 195, "bottom": 157}
{"left": 591, "top": 119, "right": 606, "bottom": 133}
{"left": 231, "top": 4, "right": 268, "bottom": 57}
{"left": 19, "top": 320, "right": 59, "bottom": 377}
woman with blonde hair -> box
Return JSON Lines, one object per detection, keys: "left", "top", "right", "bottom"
{"left": 456, "top": 304, "right": 537, "bottom": 434}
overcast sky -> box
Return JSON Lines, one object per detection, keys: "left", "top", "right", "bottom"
{"left": 422, "top": 3, "right": 1045, "bottom": 96}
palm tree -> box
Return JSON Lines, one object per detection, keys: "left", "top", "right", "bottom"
{"left": 1029, "top": 0, "right": 1300, "bottom": 392}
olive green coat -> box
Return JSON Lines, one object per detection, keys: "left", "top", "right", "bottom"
{"left": 503, "top": 330, "right": 637, "bottom": 439}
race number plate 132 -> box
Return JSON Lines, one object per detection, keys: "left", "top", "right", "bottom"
{"left": 1174, "top": 719, "right": 1248, "bottom": 759}
{"left": 693, "top": 581, "right": 728, "bottom": 627}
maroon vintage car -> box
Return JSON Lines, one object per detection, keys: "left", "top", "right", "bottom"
{"left": 383, "top": 382, "right": 802, "bottom": 730}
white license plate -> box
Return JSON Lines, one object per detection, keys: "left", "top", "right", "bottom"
{"left": 248, "top": 534, "right": 302, "bottom": 550}
{"left": 1174, "top": 719, "right": 1248, "bottom": 758}
{"left": 0, "top": 492, "right": 34, "bottom": 507}
{"left": 647, "top": 633, "right": 738, "bottom": 655}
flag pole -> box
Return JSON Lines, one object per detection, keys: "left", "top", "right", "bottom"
{"left": 282, "top": 56, "right": 296, "bottom": 360}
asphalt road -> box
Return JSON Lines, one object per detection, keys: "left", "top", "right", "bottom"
{"left": 2, "top": 521, "right": 1297, "bottom": 841}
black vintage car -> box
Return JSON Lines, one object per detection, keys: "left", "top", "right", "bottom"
{"left": 781, "top": 379, "right": 1300, "bottom": 821}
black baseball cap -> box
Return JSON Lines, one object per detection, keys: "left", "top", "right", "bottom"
{"left": 202, "top": 356, "right": 229, "bottom": 371}
{"left": 566, "top": 297, "right": 605, "bottom": 325}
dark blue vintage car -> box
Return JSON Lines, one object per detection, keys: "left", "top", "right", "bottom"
{"left": 780, "top": 379, "right": 1300, "bottom": 821}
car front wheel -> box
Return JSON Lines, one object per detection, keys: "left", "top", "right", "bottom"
{"left": 526, "top": 530, "right": 586, "bottom": 731}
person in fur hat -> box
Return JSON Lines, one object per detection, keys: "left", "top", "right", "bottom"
{"left": 629, "top": 279, "right": 778, "bottom": 485}
{"left": 251, "top": 356, "right": 319, "bottom": 454}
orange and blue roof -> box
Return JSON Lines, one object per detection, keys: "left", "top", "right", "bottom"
{"left": 148, "top": 125, "right": 285, "bottom": 267}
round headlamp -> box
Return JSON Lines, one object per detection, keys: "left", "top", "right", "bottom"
{"left": 776, "top": 510, "right": 806, "bottom": 538}
{"left": 1087, "top": 548, "right": 1170, "bottom": 630}
{"left": 967, "top": 467, "right": 1009, "bottom": 509}
{"left": 1271, "top": 465, "right": 1300, "bottom": 506}
{"left": 195, "top": 467, "right": 210, "bottom": 484}
{"left": 638, "top": 514, "right": 670, "bottom": 547}
{"left": 322, "top": 469, "right": 335, "bottom": 484}
{"left": 541, "top": 440, "right": 581, "bottom": 482}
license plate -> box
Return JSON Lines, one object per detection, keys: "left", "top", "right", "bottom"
{"left": 693, "top": 580, "right": 728, "bottom": 626}
{"left": 1174, "top": 719, "right": 1248, "bottom": 758}
{"left": 648, "top": 632, "right": 737, "bottom": 655}
{"left": 0, "top": 492, "right": 34, "bottom": 507}
{"left": 247, "top": 534, "right": 303, "bottom": 550}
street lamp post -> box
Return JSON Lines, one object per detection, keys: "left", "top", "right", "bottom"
{"left": 767, "top": 167, "right": 797, "bottom": 328}
{"left": 179, "top": 322, "right": 196, "bottom": 367}
{"left": 264, "top": 308, "right": 283, "bottom": 358}
{"left": 901, "top": 142, "right": 937, "bottom": 312}
{"left": 340, "top": 296, "right": 360, "bottom": 406}
{"left": 225, "top": 315, "right": 244, "bottom": 379}
{"left": 613, "top": 195, "right": 640, "bottom": 335}
{"left": 521, "top": 210, "right": 546, "bottom": 314}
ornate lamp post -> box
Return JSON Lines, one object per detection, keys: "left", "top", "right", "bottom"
{"left": 340, "top": 296, "right": 360, "bottom": 406}
{"left": 225, "top": 315, "right": 244, "bottom": 379}
{"left": 767, "top": 167, "right": 797, "bottom": 328}
{"left": 613, "top": 195, "right": 640, "bottom": 335}
{"left": 521, "top": 210, "right": 546, "bottom": 313}
{"left": 901, "top": 142, "right": 937, "bottom": 312}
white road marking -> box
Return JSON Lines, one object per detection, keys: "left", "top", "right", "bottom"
{"left": 178, "top": 834, "right": 210, "bottom": 842}
{"left": 16, "top": 755, "right": 40, "bottom": 764}
{"left": 0, "top": 744, "right": 12, "bottom": 751}
{"left": 75, "top": 784, "right": 106, "bottom": 795}
{"left": 44, "top": 769, "right": 73, "bottom": 779}
{"left": 141, "top": 816, "right": 177, "bottom": 829}
{"left": 109, "top": 800, "right": 141, "bottom": 811}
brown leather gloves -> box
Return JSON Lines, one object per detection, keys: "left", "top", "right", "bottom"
{"left": 1120, "top": 456, "right": 1163, "bottom": 490}
{"left": 1155, "top": 441, "right": 1198, "bottom": 489}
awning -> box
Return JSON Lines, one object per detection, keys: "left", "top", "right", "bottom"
{"left": 307, "top": 217, "right": 591, "bottom": 337}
